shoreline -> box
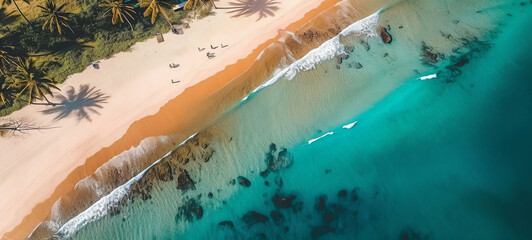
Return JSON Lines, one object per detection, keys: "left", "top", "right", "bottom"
{"left": 0, "top": 0, "right": 348, "bottom": 238}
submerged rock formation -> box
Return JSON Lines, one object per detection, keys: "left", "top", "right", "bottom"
{"left": 270, "top": 210, "right": 285, "bottom": 225}
{"left": 177, "top": 169, "right": 196, "bottom": 192}
{"left": 311, "top": 225, "right": 335, "bottom": 239}
{"left": 242, "top": 211, "right": 269, "bottom": 226}
{"left": 379, "top": 26, "right": 393, "bottom": 43}
{"left": 175, "top": 198, "right": 203, "bottom": 222}
{"left": 237, "top": 176, "right": 251, "bottom": 187}
{"left": 218, "top": 220, "right": 235, "bottom": 228}
{"left": 272, "top": 194, "right": 297, "bottom": 209}
{"left": 260, "top": 144, "right": 294, "bottom": 178}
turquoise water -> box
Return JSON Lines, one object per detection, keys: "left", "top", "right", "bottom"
{"left": 63, "top": 0, "right": 532, "bottom": 239}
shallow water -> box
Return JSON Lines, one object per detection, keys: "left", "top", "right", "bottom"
{"left": 65, "top": 0, "right": 532, "bottom": 239}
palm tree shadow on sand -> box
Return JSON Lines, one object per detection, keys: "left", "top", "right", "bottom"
{"left": 41, "top": 84, "right": 110, "bottom": 122}
{"left": 223, "top": 0, "right": 280, "bottom": 21}
{"left": 0, "top": 8, "right": 20, "bottom": 26}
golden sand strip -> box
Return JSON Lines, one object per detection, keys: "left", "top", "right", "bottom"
{"left": 0, "top": 0, "right": 365, "bottom": 238}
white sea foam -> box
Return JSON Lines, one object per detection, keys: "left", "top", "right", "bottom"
{"left": 285, "top": 10, "right": 380, "bottom": 79}
{"left": 54, "top": 133, "right": 198, "bottom": 239}
{"left": 241, "top": 10, "right": 381, "bottom": 102}
{"left": 342, "top": 121, "right": 358, "bottom": 129}
{"left": 308, "top": 132, "right": 334, "bottom": 144}
{"left": 417, "top": 73, "right": 438, "bottom": 80}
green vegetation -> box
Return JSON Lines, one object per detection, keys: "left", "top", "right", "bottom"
{"left": 184, "top": 0, "right": 205, "bottom": 17}
{"left": 13, "top": 58, "right": 60, "bottom": 105}
{"left": 139, "top": 0, "right": 173, "bottom": 26}
{"left": 37, "top": 0, "right": 75, "bottom": 35}
{"left": 0, "top": 0, "right": 194, "bottom": 116}
{"left": 99, "top": 0, "right": 136, "bottom": 30}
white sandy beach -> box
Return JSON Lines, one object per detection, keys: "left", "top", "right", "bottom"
{"left": 0, "top": 0, "right": 341, "bottom": 238}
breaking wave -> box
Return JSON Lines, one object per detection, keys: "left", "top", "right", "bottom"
{"left": 54, "top": 134, "right": 197, "bottom": 239}
{"left": 242, "top": 10, "right": 381, "bottom": 102}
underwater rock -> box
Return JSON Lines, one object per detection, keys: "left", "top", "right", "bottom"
{"left": 292, "top": 201, "right": 303, "bottom": 213}
{"left": 203, "top": 149, "right": 214, "bottom": 162}
{"left": 193, "top": 205, "right": 204, "bottom": 219}
{"left": 256, "top": 233, "right": 267, "bottom": 240}
{"left": 337, "top": 189, "right": 347, "bottom": 198}
{"left": 261, "top": 145, "right": 294, "bottom": 178}
{"left": 218, "top": 220, "right": 234, "bottom": 228}
{"left": 130, "top": 182, "right": 152, "bottom": 201}
{"left": 422, "top": 50, "right": 438, "bottom": 64}
{"left": 237, "top": 176, "right": 251, "bottom": 187}
{"left": 269, "top": 143, "right": 277, "bottom": 152}
{"left": 270, "top": 210, "right": 285, "bottom": 225}
{"left": 208, "top": 192, "right": 213, "bottom": 198}
{"left": 350, "top": 188, "right": 360, "bottom": 202}
{"left": 399, "top": 227, "right": 428, "bottom": 240}
{"left": 155, "top": 161, "right": 173, "bottom": 182}
{"left": 455, "top": 56, "right": 469, "bottom": 67}
{"left": 230, "top": 179, "right": 236, "bottom": 185}
{"left": 354, "top": 62, "right": 363, "bottom": 69}
{"left": 277, "top": 148, "right": 294, "bottom": 169}
{"left": 315, "top": 195, "right": 328, "bottom": 211}
{"left": 322, "top": 211, "right": 335, "bottom": 223}
{"left": 177, "top": 170, "right": 195, "bottom": 192}
{"left": 175, "top": 199, "right": 203, "bottom": 222}
{"left": 330, "top": 204, "right": 346, "bottom": 215}
{"left": 337, "top": 53, "right": 348, "bottom": 64}
{"left": 265, "top": 181, "right": 270, "bottom": 186}
{"left": 345, "top": 46, "right": 355, "bottom": 53}
{"left": 260, "top": 169, "right": 270, "bottom": 178}
{"left": 361, "top": 40, "right": 370, "bottom": 51}
{"left": 311, "top": 225, "right": 335, "bottom": 239}
{"left": 275, "top": 176, "right": 284, "bottom": 188}
{"left": 336, "top": 65, "right": 341, "bottom": 70}
{"left": 379, "top": 26, "right": 392, "bottom": 43}
{"left": 109, "top": 207, "right": 120, "bottom": 216}
{"left": 421, "top": 42, "right": 440, "bottom": 65}
{"left": 272, "top": 194, "right": 297, "bottom": 209}
{"left": 242, "top": 211, "right": 269, "bottom": 226}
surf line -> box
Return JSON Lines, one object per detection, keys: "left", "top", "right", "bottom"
{"left": 54, "top": 133, "right": 198, "bottom": 238}
{"left": 308, "top": 132, "right": 334, "bottom": 144}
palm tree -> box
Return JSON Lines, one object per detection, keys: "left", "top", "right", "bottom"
{"left": 0, "top": 42, "right": 18, "bottom": 74}
{"left": 138, "top": 0, "right": 172, "bottom": 27}
{"left": 37, "top": 0, "right": 74, "bottom": 35}
{"left": 0, "top": 0, "right": 30, "bottom": 23}
{"left": 99, "top": 0, "right": 136, "bottom": 31}
{"left": 0, "top": 72, "right": 16, "bottom": 106}
{"left": 13, "top": 58, "right": 60, "bottom": 105}
{"left": 184, "top": 0, "right": 207, "bottom": 17}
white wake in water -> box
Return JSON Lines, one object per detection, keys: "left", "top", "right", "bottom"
{"left": 417, "top": 73, "right": 438, "bottom": 80}
{"left": 343, "top": 121, "right": 358, "bottom": 129}
{"left": 308, "top": 132, "right": 335, "bottom": 144}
